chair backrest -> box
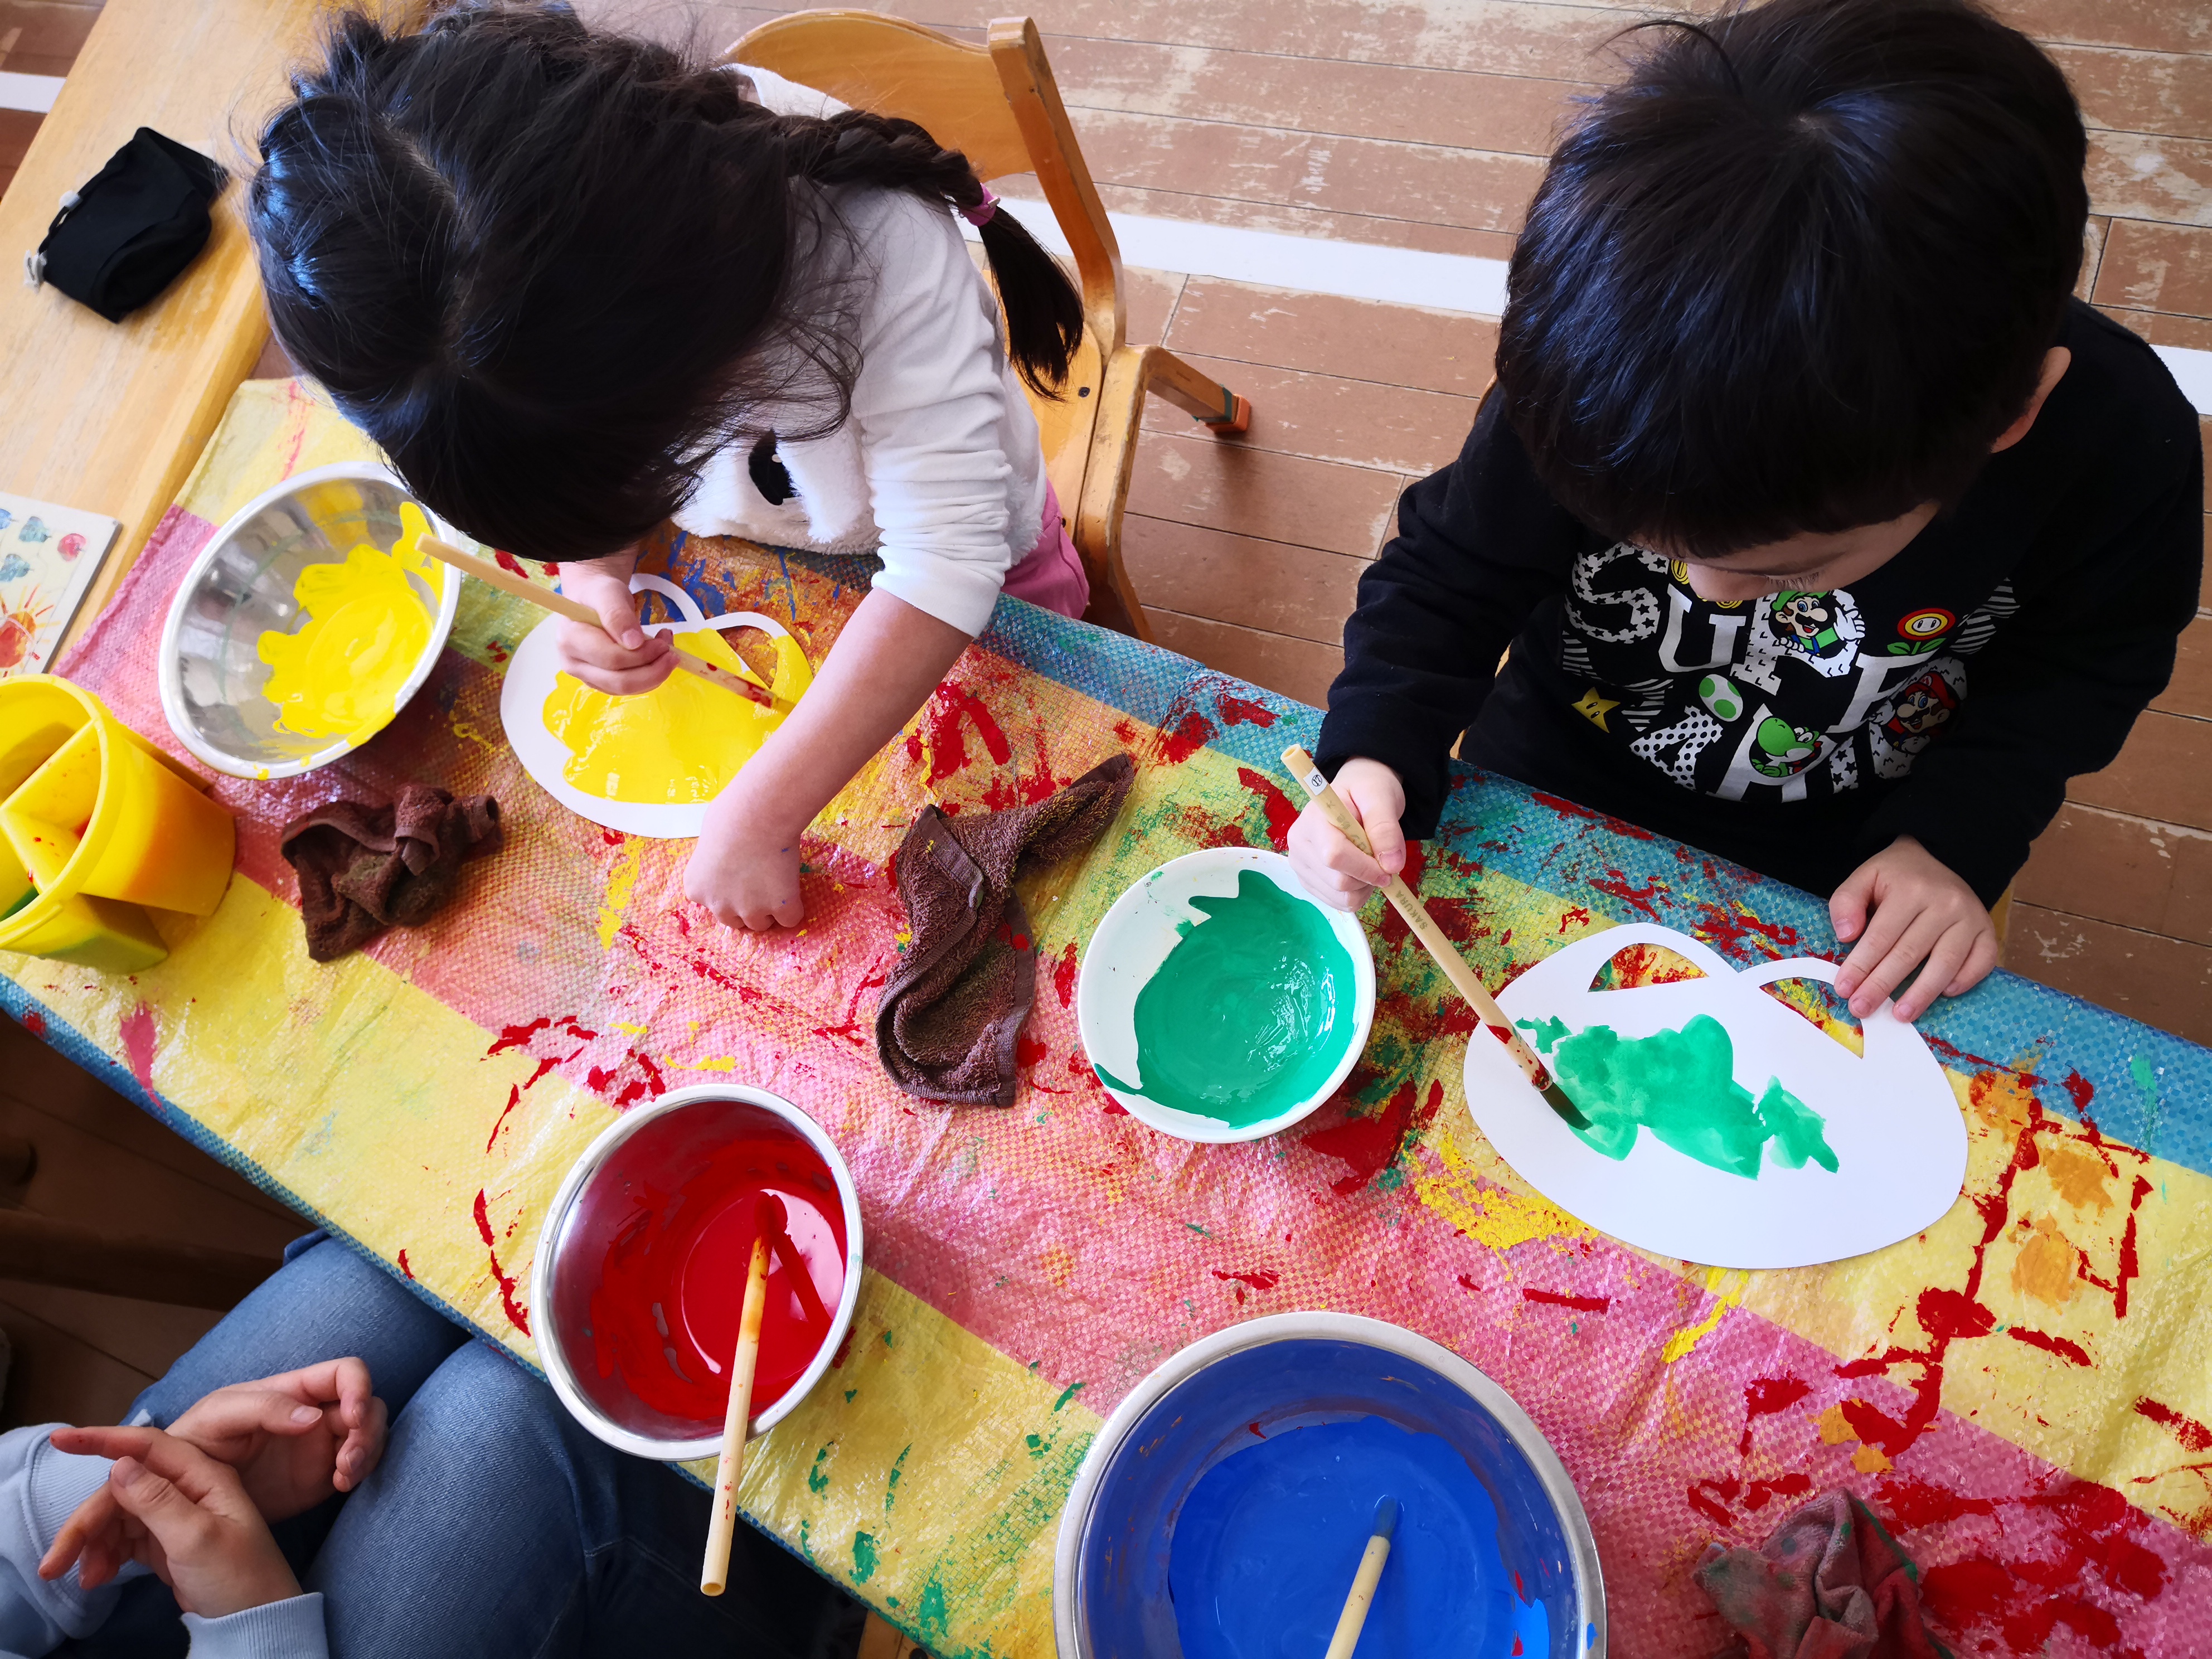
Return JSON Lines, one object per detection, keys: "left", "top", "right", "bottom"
{"left": 729, "top": 12, "right": 1122, "bottom": 517}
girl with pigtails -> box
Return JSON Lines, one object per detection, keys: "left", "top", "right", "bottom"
{"left": 248, "top": 2, "right": 1090, "bottom": 932}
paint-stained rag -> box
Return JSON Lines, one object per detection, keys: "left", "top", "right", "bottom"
{"left": 280, "top": 783, "right": 503, "bottom": 962}
{"left": 876, "top": 753, "right": 1134, "bottom": 1104}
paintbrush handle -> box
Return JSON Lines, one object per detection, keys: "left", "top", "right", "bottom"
{"left": 1282, "top": 746, "right": 1556, "bottom": 1095}
{"left": 1322, "top": 1531, "right": 1394, "bottom": 1659}
{"left": 414, "top": 535, "right": 787, "bottom": 712}
{"left": 700, "top": 1235, "right": 772, "bottom": 1596}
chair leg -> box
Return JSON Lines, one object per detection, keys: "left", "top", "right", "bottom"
{"left": 1143, "top": 346, "right": 1253, "bottom": 436}
{"left": 1070, "top": 348, "right": 1158, "bottom": 643}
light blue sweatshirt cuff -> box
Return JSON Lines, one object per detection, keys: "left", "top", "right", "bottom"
{"left": 182, "top": 1592, "right": 328, "bottom": 1659}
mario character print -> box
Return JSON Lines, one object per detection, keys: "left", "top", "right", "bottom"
{"left": 1868, "top": 659, "right": 1966, "bottom": 779}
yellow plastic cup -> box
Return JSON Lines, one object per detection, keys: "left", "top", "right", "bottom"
{"left": 0, "top": 676, "right": 236, "bottom": 972}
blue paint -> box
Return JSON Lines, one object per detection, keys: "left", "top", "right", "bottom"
{"left": 1168, "top": 1417, "right": 1548, "bottom": 1659}
{"left": 1073, "top": 1336, "right": 1592, "bottom": 1657}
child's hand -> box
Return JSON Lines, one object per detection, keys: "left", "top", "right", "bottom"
{"left": 686, "top": 782, "right": 806, "bottom": 930}
{"left": 555, "top": 550, "right": 677, "bottom": 696}
{"left": 1830, "top": 835, "right": 2000, "bottom": 1022}
{"left": 40, "top": 1429, "right": 302, "bottom": 1618}
{"left": 45, "top": 1359, "right": 385, "bottom": 1590}
{"left": 1287, "top": 758, "right": 1407, "bottom": 911}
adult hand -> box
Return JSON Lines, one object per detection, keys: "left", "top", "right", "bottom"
{"left": 40, "top": 1429, "right": 301, "bottom": 1619}
{"left": 553, "top": 550, "right": 676, "bottom": 696}
{"left": 1831, "top": 835, "right": 2000, "bottom": 1022}
{"left": 685, "top": 780, "right": 807, "bottom": 931}
{"left": 45, "top": 1359, "right": 385, "bottom": 1590}
{"left": 1286, "top": 758, "right": 1406, "bottom": 911}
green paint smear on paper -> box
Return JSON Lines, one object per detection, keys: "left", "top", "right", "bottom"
{"left": 1094, "top": 869, "right": 1356, "bottom": 1127}
{"left": 1551, "top": 1014, "right": 1839, "bottom": 1180}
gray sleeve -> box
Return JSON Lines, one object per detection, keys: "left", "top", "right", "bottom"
{"left": 0, "top": 1424, "right": 128, "bottom": 1657}
{"left": 183, "top": 1593, "right": 329, "bottom": 1659}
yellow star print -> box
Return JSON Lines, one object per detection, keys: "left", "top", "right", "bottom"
{"left": 1572, "top": 687, "right": 1621, "bottom": 731}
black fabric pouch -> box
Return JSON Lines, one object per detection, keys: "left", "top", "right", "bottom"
{"left": 30, "top": 127, "right": 228, "bottom": 323}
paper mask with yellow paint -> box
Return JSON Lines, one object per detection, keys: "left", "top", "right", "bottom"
{"left": 499, "top": 574, "right": 811, "bottom": 838}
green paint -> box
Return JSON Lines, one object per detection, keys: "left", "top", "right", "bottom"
{"left": 886, "top": 1444, "right": 909, "bottom": 1512}
{"left": 1093, "top": 870, "right": 1357, "bottom": 1126}
{"left": 915, "top": 1575, "right": 953, "bottom": 1646}
{"left": 852, "top": 1531, "right": 879, "bottom": 1584}
{"left": 807, "top": 1445, "right": 832, "bottom": 1495}
{"left": 1052, "top": 1381, "right": 1085, "bottom": 1411}
{"left": 1516, "top": 1013, "right": 1570, "bottom": 1054}
{"left": 1025, "top": 1433, "right": 1046, "bottom": 1457}
{"left": 1552, "top": 1015, "right": 1838, "bottom": 1180}
{"left": 843, "top": 1389, "right": 856, "bottom": 1403}
{"left": 882, "top": 1329, "right": 894, "bottom": 1347}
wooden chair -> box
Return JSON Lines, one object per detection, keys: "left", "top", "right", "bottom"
{"left": 728, "top": 12, "right": 1254, "bottom": 641}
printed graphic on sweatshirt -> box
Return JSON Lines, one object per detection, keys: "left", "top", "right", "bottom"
{"left": 1562, "top": 544, "right": 2012, "bottom": 803}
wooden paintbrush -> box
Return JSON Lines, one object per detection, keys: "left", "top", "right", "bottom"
{"left": 1281, "top": 745, "right": 1590, "bottom": 1129}
{"left": 1322, "top": 1497, "right": 1399, "bottom": 1659}
{"left": 410, "top": 533, "right": 795, "bottom": 712}
{"left": 700, "top": 1194, "right": 779, "bottom": 1597}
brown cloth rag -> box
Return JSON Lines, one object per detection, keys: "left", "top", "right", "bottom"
{"left": 1695, "top": 1491, "right": 1950, "bottom": 1659}
{"left": 876, "top": 753, "right": 1134, "bottom": 1105}
{"left": 280, "top": 784, "right": 503, "bottom": 963}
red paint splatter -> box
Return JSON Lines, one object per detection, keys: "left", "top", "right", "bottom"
{"left": 1588, "top": 867, "right": 1665, "bottom": 920}
{"left": 1736, "top": 1375, "right": 1812, "bottom": 1456}
{"left": 1214, "top": 692, "right": 1277, "bottom": 729}
{"left": 1687, "top": 1476, "right": 1740, "bottom": 1527}
{"left": 119, "top": 1002, "right": 157, "bottom": 1095}
{"left": 1742, "top": 1472, "right": 1813, "bottom": 1512}
{"left": 1235, "top": 767, "right": 1299, "bottom": 848}
{"left": 1555, "top": 906, "right": 1590, "bottom": 935}
{"left": 1529, "top": 792, "right": 1653, "bottom": 839}
{"left": 1156, "top": 709, "right": 1216, "bottom": 765}
{"left": 1212, "top": 1269, "right": 1280, "bottom": 1292}
{"left": 487, "top": 1017, "right": 552, "bottom": 1056}
{"left": 922, "top": 686, "right": 1012, "bottom": 785}
{"left": 2135, "top": 1397, "right": 2212, "bottom": 1453}
{"left": 830, "top": 1332, "right": 853, "bottom": 1369}
{"left": 1052, "top": 942, "right": 1079, "bottom": 1008}
{"left": 1248, "top": 1422, "right": 1265, "bottom": 1439}
{"left": 492, "top": 549, "right": 529, "bottom": 578}
{"left": 472, "top": 1189, "right": 530, "bottom": 1335}
{"left": 2063, "top": 1070, "right": 2095, "bottom": 1113}
{"left": 486, "top": 1085, "right": 522, "bottom": 1153}
{"left": 2007, "top": 1325, "right": 2091, "bottom": 1366}
{"left": 1299, "top": 1078, "right": 1439, "bottom": 1194}
{"left": 1016, "top": 1035, "right": 1050, "bottom": 1071}
{"left": 396, "top": 1249, "right": 414, "bottom": 1280}
{"left": 1457, "top": 1274, "right": 1480, "bottom": 1292}
{"left": 1687, "top": 900, "right": 1801, "bottom": 962}
{"left": 20, "top": 1011, "right": 43, "bottom": 1039}
{"left": 1521, "top": 1287, "right": 1610, "bottom": 1313}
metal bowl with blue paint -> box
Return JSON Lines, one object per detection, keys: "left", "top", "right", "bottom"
{"left": 1053, "top": 1311, "right": 1605, "bottom": 1658}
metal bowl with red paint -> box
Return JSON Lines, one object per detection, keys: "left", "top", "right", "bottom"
{"left": 533, "top": 1084, "right": 864, "bottom": 1460}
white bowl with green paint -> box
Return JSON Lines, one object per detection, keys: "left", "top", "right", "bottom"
{"left": 1078, "top": 848, "right": 1375, "bottom": 1144}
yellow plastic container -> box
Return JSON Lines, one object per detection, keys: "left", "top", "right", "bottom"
{"left": 0, "top": 676, "right": 236, "bottom": 972}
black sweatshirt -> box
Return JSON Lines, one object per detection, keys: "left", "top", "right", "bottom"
{"left": 1315, "top": 302, "right": 2203, "bottom": 904}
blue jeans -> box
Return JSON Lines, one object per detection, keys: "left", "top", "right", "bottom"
{"left": 60, "top": 1237, "right": 861, "bottom": 1659}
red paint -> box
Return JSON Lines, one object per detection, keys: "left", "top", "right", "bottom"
{"left": 1742, "top": 1472, "right": 1813, "bottom": 1512}
{"left": 1588, "top": 868, "right": 1665, "bottom": 921}
{"left": 1248, "top": 1422, "right": 1265, "bottom": 1439}
{"left": 2006, "top": 1325, "right": 2091, "bottom": 1366}
{"left": 1521, "top": 1288, "right": 1609, "bottom": 1313}
{"left": 119, "top": 1002, "right": 157, "bottom": 1095}
{"left": 1052, "top": 942, "right": 1079, "bottom": 1008}
{"left": 1214, "top": 692, "right": 1276, "bottom": 729}
{"left": 1156, "top": 709, "right": 1216, "bottom": 765}
{"left": 1687, "top": 1476, "right": 1739, "bottom": 1527}
{"left": 20, "top": 1011, "right": 43, "bottom": 1039}
{"left": 586, "top": 1134, "right": 846, "bottom": 1423}
{"left": 2063, "top": 1070, "right": 2095, "bottom": 1113}
{"left": 2135, "top": 1396, "right": 2212, "bottom": 1453}
{"left": 1300, "top": 1079, "right": 1437, "bottom": 1195}
{"left": 487, "top": 1017, "right": 552, "bottom": 1056}
{"left": 1235, "top": 767, "right": 1300, "bottom": 848}
{"left": 1529, "top": 792, "right": 1653, "bottom": 840}
{"left": 921, "top": 686, "right": 1013, "bottom": 785}
{"left": 492, "top": 549, "right": 529, "bottom": 578}
{"left": 1016, "top": 1035, "right": 1050, "bottom": 1071}
{"left": 487, "top": 1085, "right": 522, "bottom": 1153}
{"left": 1736, "top": 1374, "right": 1812, "bottom": 1455}
{"left": 397, "top": 1249, "right": 414, "bottom": 1280}
{"left": 1212, "top": 1269, "right": 1280, "bottom": 1292}
{"left": 472, "top": 1189, "right": 531, "bottom": 1335}
{"left": 1555, "top": 906, "right": 1590, "bottom": 935}
{"left": 1687, "top": 901, "right": 1801, "bottom": 962}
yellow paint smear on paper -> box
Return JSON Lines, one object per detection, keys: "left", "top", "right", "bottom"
{"left": 259, "top": 502, "right": 440, "bottom": 741}
{"left": 544, "top": 627, "right": 811, "bottom": 804}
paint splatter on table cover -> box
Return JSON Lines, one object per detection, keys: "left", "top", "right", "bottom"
{"left": 11, "top": 380, "right": 2210, "bottom": 1658}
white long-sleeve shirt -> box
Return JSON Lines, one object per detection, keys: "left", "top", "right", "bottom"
{"left": 672, "top": 67, "right": 1050, "bottom": 637}
{"left": 0, "top": 1425, "right": 326, "bottom": 1659}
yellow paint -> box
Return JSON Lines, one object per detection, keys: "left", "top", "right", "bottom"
{"left": 2009, "top": 1215, "right": 2079, "bottom": 1309}
{"left": 259, "top": 502, "right": 440, "bottom": 741}
{"left": 2039, "top": 1141, "right": 2115, "bottom": 1212}
{"left": 1852, "top": 1443, "right": 1894, "bottom": 1474}
{"left": 595, "top": 837, "right": 642, "bottom": 952}
{"left": 1414, "top": 1120, "right": 1591, "bottom": 1254}
{"left": 544, "top": 628, "right": 811, "bottom": 805}
{"left": 1661, "top": 1267, "right": 1749, "bottom": 1363}
{"left": 1815, "top": 1404, "right": 1857, "bottom": 1445}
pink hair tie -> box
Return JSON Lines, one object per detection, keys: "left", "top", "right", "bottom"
{"left": 962, "top": 188, "right": 999, "bottom": 228}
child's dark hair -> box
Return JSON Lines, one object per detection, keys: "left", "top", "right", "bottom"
{"left": 1495, "top": 0, "right": 2088, "bottom": 557}
{"left": 249, "top": 2, "right": 1084, "bottom": 561}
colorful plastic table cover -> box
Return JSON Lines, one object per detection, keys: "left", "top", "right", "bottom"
{"left": 11, "top": 379, "right": 2211, "bottom": 1658}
